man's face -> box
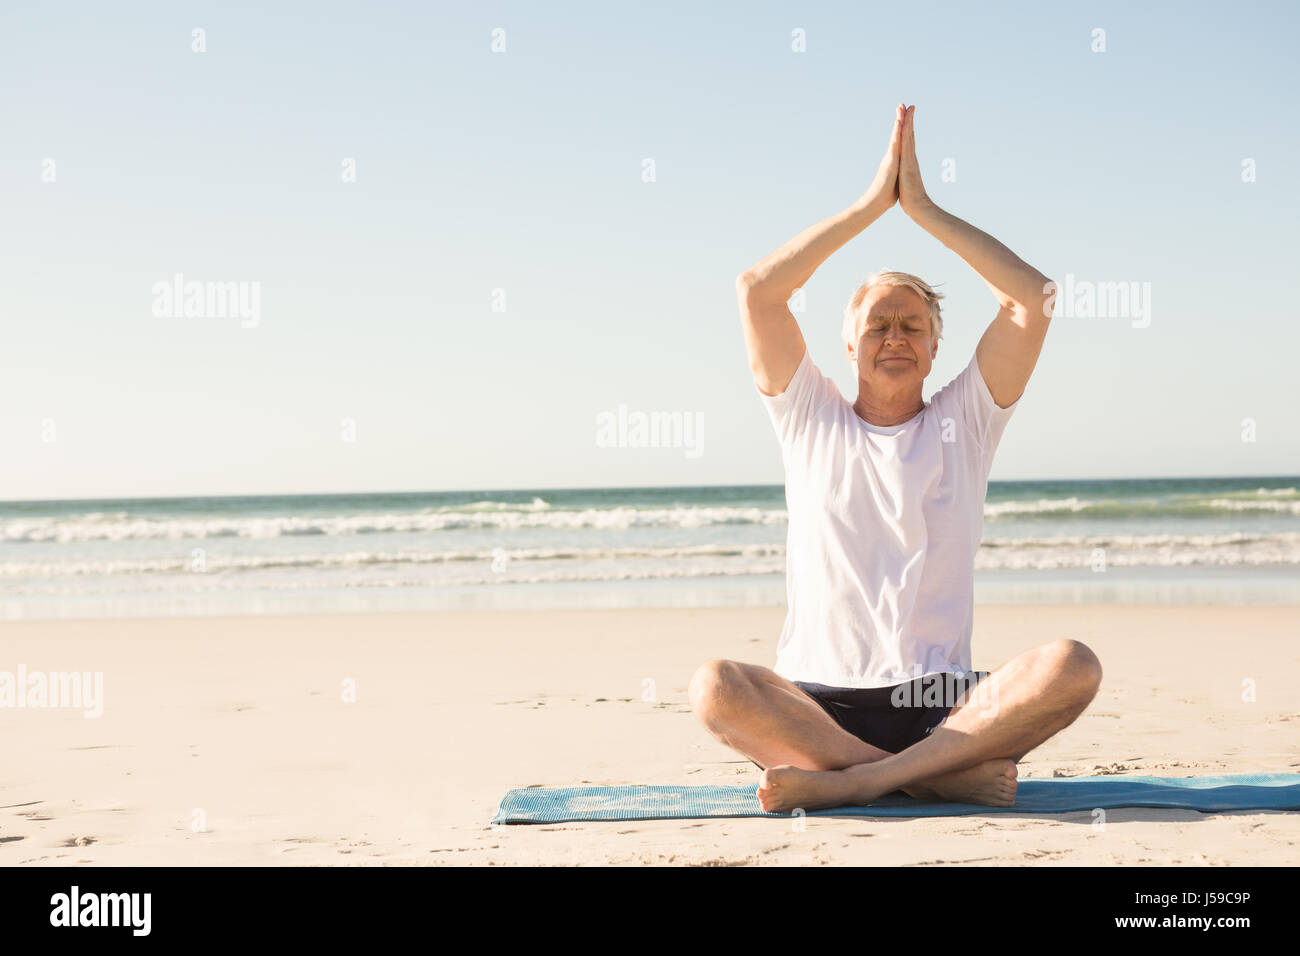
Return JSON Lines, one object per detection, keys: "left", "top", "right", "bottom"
{"left": 848, "top": 285, "right": 938, "bottom": 389}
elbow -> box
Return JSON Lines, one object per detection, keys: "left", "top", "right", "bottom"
{"left": 1037, "top": 279, "right": 1059, "bottom": 322}
{"left": 736, "top": 271, "right": 781, "bottom": 305}
{"left": 1013, "top": 282, "right": 1057, "bottom": 324}
{"left": 735, "top": 272, "right": 760, "bottom": 306}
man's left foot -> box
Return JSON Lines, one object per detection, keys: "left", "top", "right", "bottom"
{"left": 902, "top": 758, "right": 1018, "bottom": 806}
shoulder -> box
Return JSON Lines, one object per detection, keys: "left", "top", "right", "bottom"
{"left": 758, "top": 347, "right": 842, "bottom": 410}
{"left": 756, "top": 348, "right": 846, "bottom": 446}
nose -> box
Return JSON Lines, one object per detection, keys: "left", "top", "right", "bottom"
{"left": 884, "top": 323, "right": 908, "bottom": 346}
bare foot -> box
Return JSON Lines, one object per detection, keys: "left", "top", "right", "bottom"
{"left": 758, "top": 758, "right": 1018, "bottom": 813}
{"left": 757, "top": 765, "right": 855, "bottom": 813}
{"left": 901, "top": 758, "right": 1018, "bottom": 807}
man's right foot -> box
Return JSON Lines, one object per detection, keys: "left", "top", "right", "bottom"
{"left": 902, "top": 758, "right": 1018, "bottom": 807}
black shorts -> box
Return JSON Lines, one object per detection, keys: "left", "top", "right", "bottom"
{"left": 794, "top": 671, "right": 991, "bottom": 755}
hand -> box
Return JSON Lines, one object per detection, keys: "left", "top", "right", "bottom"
{"left": 860, "top": 104, "right": 905, "bottom": 212}
{"left": 898, "top": 104, "right": 931, "bottom": 218}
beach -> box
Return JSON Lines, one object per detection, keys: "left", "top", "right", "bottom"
{"left": 4, "top": 603, "right": 1297, "bottom": 866}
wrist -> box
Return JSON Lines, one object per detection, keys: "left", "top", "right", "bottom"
{"left": 905, "top": 194, "right": 940, "bottom": 223}
{"left": 853, "top": 192, "right": 893, "bottom": 218}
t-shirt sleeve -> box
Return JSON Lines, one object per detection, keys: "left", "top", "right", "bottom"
{"left": 755, "top": 347, "right": 838, "bottom": 448}
{"left": 936, "top": 352, "right": 1020, "bottom": 471}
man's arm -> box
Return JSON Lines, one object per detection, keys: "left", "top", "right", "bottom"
{"left": 898, "top": 106, "right": 1055, "bottom": 409}
{"left": 909, "top": 201, "right": 1054, "bottom": 409}
{"left": 739, "top": 106, "right": 906, "bottom": 397}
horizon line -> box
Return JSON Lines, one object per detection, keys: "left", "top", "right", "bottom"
{"left": 2, "top": 473, "right": 1298, "bottom": 507}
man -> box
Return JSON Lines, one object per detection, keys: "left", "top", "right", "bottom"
{"left": 689, "top": 104, "right": 1102, "bottom": 813}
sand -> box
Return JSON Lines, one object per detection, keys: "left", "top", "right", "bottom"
{"left": 2, "top": 604, "right": 1297, "bottom": 866}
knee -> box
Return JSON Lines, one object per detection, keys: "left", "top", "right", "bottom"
{"left": 687, "top": 659, "right": 750, "bottom": 725}
{"left": 1044, "top": 639, "right": 1103, "bottom": 703}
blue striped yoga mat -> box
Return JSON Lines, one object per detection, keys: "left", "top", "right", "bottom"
{"left": 492, "top": 773, "right": 1300, "bottom": 823}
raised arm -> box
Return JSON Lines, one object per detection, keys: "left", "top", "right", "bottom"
{"left": 897, "top": 105, "right": 1056, "bottom": 409}
{"left": 738, "top": 105, "right": 907, "bottom": 396}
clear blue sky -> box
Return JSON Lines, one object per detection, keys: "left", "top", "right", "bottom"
{"left": 2, "top": 0, "right": 1296, "bottom": 500}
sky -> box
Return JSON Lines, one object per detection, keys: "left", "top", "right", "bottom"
{"left": 2, "top": 0, "right": 1297, "bottom": 500}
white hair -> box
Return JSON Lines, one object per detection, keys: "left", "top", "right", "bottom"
{"left": 841, "top": 271, "right": 944, "bottom": 349}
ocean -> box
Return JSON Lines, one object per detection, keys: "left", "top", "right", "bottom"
{"left": 2, "top": 476, "right": 1297, "bottom": 620}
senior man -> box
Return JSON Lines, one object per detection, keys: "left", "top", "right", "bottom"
{"left": 689, "top": 104, "right": 1101, "bottom": 812}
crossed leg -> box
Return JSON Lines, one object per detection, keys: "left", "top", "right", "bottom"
{"left": 687, "top": 638, "right": 1102, "bottom": 812}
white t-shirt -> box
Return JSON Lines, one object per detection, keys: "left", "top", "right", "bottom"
{"left": 758, "top": 348, "right": 1019, "bottom": 689}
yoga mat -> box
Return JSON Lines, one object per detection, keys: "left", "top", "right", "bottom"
{"left": 492, "top": 772, "right": 1300, "bottom": 824}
